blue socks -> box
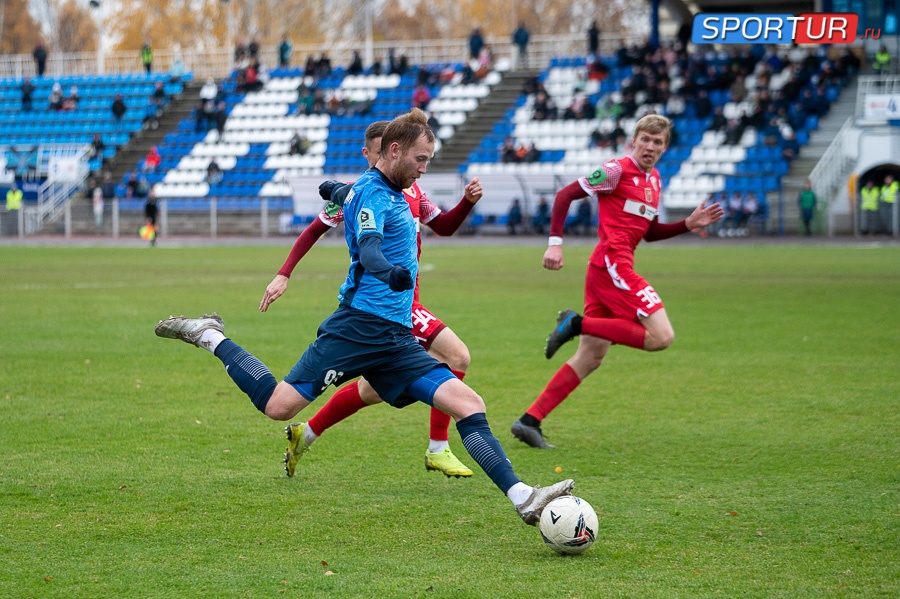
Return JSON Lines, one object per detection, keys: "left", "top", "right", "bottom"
{"left": 214, "top": 339, "right": 277, "bottom": 414}
{"left": 457, "top": 413, "right": 521, "bottom": 493}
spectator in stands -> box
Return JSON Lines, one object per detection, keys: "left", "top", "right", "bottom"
{"left": 788, "top": 102, "right": 808, "bottom": 133}
{"left": 21, "top": 77, "right": 35, "bottom": 112}
{"left": 88, "top": 133, "right": 106, "bottom": 162}
{"left": 99, "top": 172, "right": 116, "bottom": 227}
{"left": 294, "top": 84, "right": 316, "bottom": 115}
{"left": 719, "top": 193, "right": 743, "bottom": 237}
{"left": 532, "top": 90, "right": 557, "bottom": 121}
{"left": 125, "top": 172, "right": 143, "bottom": 199}
{"left": 563, "top": 95, "right": 595, "bottom": 120}
{"left": 142, "top": 146, "right": 162, "bottom": 172}
{"left": 111, "top": 93, "right": 127, "bottom": 130}
{"left": 347, "top": 51, "right": 364, "bottom": 76}
{"left": 5, "top": 182, "right": 22, "bottom": 236}
{"left": 532, "top": 196, "right": 550, "bottom": 235}
{"left": 586, "top": 55, "right": 609, "bottom": 81}
{"left": 370, "top": 56, "right": 384, "bottom": 76}
{"left": 797, "top": 179, "right": 817, "bottom": 236}
{"left": 237, "top": 61, "right": 264, "bottom": 92}
{"left": 594, "top": 95, "right": 622, "bottom": 120}
{"left": 619, "top": 92, "right": 638, "bottom": 118}
{"left": 512, "top": 22, "right": 530, "bottom": 70}
{"left": 521, "top": 74, "right": 539, "bottom": 96}
{"left": 141, "top": 40, "right": 153, "bottom": 74}
{"left": 874, "top": 46, "right": 890, "bottom": 75}
{"left": 213, "top": 101, "right": 228, "bottom": 142}
{"left": 740, "top": 192, "right": 759, "bottom": 236}
{"left": 304, "top": 55, "right": 317, "bottom": 78}
{"left": 609, "top": 119, "right": 627, "bottom": 151}
{"left": 33, "top": 41, "right": 48, "bottom": 78}
{"left": 169, "top": 53, "right": 185, "bottom": 84}
{"left": 761, "top": 117, "right": 782, "bottom": 147}
{"left": 395, "top": 52, "right": 409, "bottom": 76}
{"left": 206, "top": 159, "right": 223, "bottom": 185}
{"left": 248, "top": 38, "right": 260, "bottom": 61}
{"left": 200, "top": 78, "right": 218, "bottom": 105}
{"left": 412, "top": 83, "right": 432, "bottom": 111}
{"left": 48, "top": 82, "right": 64, "bottom": 111}
{"left": 144, "top": 189, "right": 158, "bottom": 246}
{"left": 694, "top": 89, "right": 712, "bottom": 119}
{"left": 729, "top": 75, "right": 747, "bottom": 103}
{"left": 289, "top": 130, "right": 311, "bottom": 156}
{"left": 62, "top": 85, "right": 79, "bottom": 111}
{"left": 474, "top": 46, "right": 494, "bottom": 80}
{"left": 151, "top": 81, "right": 167, "bottom": 108}
{"left": 665, "top": 92, "right": 685, "bottom": 118}
{"left": 781, "top": 130, "right": 800, "bottom": 160}
{"left": 725, "top": 119, "right": 744, "bottom": 146}
{"left": 426, "top": 111, "right": 440, "bottom": 132}
{"left": 500, "top": 137, "right": 518, "bottom": 163}
{"left": 316, "top": 52, "right": 332, "bottom": 78}
{"left": 278, "top": 34, "right": 293, "bottom": 68}
{"left": 521, "top": 143, "right": 541, "bottom": 163}
{"left": 587, "top": 21, "right": 600, "bottom": 57}
{"left": 468, "top": 28, "right": 484, "bottom": 60}
{"left": 860, "top": 179, "right": 881, "bottom": 235}
{"left": 881, "top": 174, "right": 897, "bottom": 235}
{"left": 507, "top": 199, "right": 523, "bottom": 235}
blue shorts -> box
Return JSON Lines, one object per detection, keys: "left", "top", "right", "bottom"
{"left": 285, "top": 305, "right": 455, "bottom": 407}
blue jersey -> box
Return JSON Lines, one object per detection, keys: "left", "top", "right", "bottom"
{"left": 339, "top": 168, "right": 418, "bottom": 327}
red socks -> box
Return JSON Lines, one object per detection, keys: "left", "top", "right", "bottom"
{"left": 526, "top": 363, "right": 582, "bottom": 421}
{"left": 308, "top": 380, "right": 367, "bottom": 436}
{"left": 429, "top": 369, "right": 465, "bottom": 441}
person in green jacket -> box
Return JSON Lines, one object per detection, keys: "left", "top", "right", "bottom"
{"left": 880, "top": 174, "right": 897, "bottom": 234}
{"left": 5, "top": 182, "right": 22, "bottom": 236}
{"left": 860, "top": 179, "right": 881, "bottom": 235}
{"left": 141, "top": 41, "right": 153, "bottom": 74}
{"left": 798, "top": 179, "right": 817, "bottom": 235}
{"left": 874, "top": 45, "right": 890, "bottom": 75}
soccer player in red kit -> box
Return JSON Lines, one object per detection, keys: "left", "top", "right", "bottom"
{"left": 260, "top": 120, "right": 482, "bottom": 477}
{"left": 511, "top": 114, "right": 725, "bottom": 448}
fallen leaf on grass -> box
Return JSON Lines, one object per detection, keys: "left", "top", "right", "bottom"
{"left": 726, "top": 511, "right": 738, "bottom": 516}
{"left": 44, "top": 577, "right": 53, "bottom": 582}
{"left": 324, "top": 571, "right": 334, "bottom": 576}
{"left": 320, "top": 560, "right": 328, "bottom": 567}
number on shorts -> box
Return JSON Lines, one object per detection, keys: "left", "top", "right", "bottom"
{"left": 636, "top": 285, "right": 661, "bottom": 309}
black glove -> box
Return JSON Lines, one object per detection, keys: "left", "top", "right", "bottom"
{"left": 318, "top": 180, "right": 341, "bottom": 202}
{"left": 387, "top": 265, "right": 414, "bottom": 291}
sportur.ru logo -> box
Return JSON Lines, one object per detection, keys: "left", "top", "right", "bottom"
{"left": 692, "top": 13, "right": 869, "bottom": 45}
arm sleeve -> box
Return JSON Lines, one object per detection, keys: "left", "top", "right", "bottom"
{"left": 549, "top": 181, "right": 590, "bottom": 238}
{"left": 643, "top": 218, "right": 689, "bottom": 242}
{"left": 425, "top": 195, "right": 475, "bottom": 236}
{"left": 276, "top": 217, "right": 332, "bottom": 278}
{"left": 357, "top": 233, "right": 394, "bottom": 284}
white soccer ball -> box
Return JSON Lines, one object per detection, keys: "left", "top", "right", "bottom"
{"left": 539, "top": 495, "right": 598, "bottom": 555}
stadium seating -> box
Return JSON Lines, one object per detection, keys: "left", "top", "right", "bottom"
{"left": 0, "top": 73, "right": 191, "bottom": 173}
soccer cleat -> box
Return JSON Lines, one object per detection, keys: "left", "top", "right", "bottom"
{"left": 511, "top": 418, "right": 556, "bottom": 449}
{"left": 424, "top": 447, "right": 474, "bottom": 478}
{"left": 283, "top": 422, "right": 310, "bottom": 478}
{"left": 516, "top": 479, "right": 575, "bottom": 526}
{"left": 545, "top": 309, "right": 579, "bottom": 359}
{"left": 154, "top": 313, "right": 223, "bottom": 348}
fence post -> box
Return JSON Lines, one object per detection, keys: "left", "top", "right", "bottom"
{"left": 112, "top": 198, "right": 120, "bottom": 239}
{"left": 65, "top": 201, "right": 72, "bottom": 238}
{"left": 210, "top": 198, "right": 217, "bottom": 238}
{"left": 261, "top": 198, "right": 269, "bottom": 238}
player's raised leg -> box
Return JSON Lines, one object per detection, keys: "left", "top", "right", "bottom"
{"left": 155, "top": 314, "right": 312, "bottom": 419}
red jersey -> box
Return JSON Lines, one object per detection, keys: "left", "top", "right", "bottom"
{"left": 577, "top": 155, "right": 662, "bottom": 270}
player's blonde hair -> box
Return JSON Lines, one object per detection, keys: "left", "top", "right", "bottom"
{"left": 633, "top": 114, "right": 672, "bottom": 145}
{"left": 380, "top": 107, "right": 435, "bottom": 155}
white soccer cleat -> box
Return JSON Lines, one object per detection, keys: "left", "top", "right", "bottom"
{"left": 516, "top": 478, "right": 575, "bottom": 526}
{"left": 154, "top": 313, "right": 224, "bottom": 348}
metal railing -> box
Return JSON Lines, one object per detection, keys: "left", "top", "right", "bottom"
{"left": 807, "top": 116, "right": 857, "bottom": 237}
{"left": 0, "top": 33, "right": 624, "bottom": 81}
{"left": 854, "top": 75, "right": 900, "bottom": 118}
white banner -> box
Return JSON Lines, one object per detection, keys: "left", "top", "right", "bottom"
{"left": 863, "top": 94, "right": 900, "bottom": 121}
{"left": 47, "top": 156, "right": 82, "bottom": 181}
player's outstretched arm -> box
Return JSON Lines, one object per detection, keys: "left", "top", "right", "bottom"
{"left": 685, "top": 198, "right": 725, "bottom": 231}
{"left": 259, "top": 217, "right": 332, "bottom": 312}
{"left": 543, "top": 180, "right": 588, "bottom": 271}
{"left": 426, "top": 177, "right": 482, "bottom": 236}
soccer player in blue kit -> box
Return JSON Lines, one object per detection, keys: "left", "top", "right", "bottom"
{"left": 155, "top": 108, "right": 575, "bottom": 526}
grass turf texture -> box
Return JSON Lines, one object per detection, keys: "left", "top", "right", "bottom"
{"left": 0, "top": 241, "right": 897, "bottom": 598}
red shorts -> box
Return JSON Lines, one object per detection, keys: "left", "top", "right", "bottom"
{"left": 410, "top": 301, "right": 447, "bottom": 349}
{"left": 584, "top": 254, "right": 665, "bottom": 321}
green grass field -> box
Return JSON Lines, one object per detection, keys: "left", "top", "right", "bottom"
{"left": 0, "top": 241, "right": 897, "bottom": 598}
